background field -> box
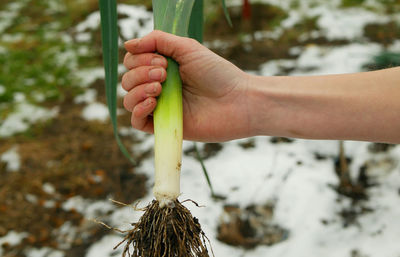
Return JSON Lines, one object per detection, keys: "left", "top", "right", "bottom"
{"left": 1, "top": 0, "right": 400, "bottom": 256}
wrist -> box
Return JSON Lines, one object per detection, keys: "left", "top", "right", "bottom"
{"left": 245, "top": 74, "right": 287, "bottom": 138}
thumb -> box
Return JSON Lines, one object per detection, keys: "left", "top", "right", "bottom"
{"left": 124, "top": 30, "right": 200, "bottom": 63}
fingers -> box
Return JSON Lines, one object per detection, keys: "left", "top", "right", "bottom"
{"left": 124, "top": 30, "right": 201, "bottom": 62}
{"left": 123, "top": 82, "right": 161, "bottom": 112}
{"left": 131, "top": 97, "right": 156, "bottom": 133}
{"left": 123, "top": 52, "right": 167, "bottom": 70}
{"left": 121, "top": 66, "right": 166, "bottom": 91}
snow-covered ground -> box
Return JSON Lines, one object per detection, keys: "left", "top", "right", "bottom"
{"left": 1, "top": 1, "right": 400, "bottom": 257}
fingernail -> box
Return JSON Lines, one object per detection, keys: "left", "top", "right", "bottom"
{"left": 145, "top": 83, "right": 158, "bottom": 94}
{"left": 148, "top": 68, "right": 164, "bottom": 80}
{"left": 124, "top": 38, "right": 139, "bottom": 46}
{"left": 151, "top": 57, "right": 166, "bottom": 66}
{"left": 144, "top": 98, "right": 153, "bottom": 106}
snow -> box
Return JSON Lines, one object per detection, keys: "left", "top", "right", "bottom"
{"left": 117, "top": 4, "right": 153, "bottom": 40}
{"left": 76, "top": 12, "right": 101, "bottom": 32}
{"left": 86, "top": 235, "right": 123, "bottom": 257}
{"left": 74, "top": 88, "right": 97, "bottom": 104}
{"left": 81, "top": 102, "right": 109, "bottom": 122}
{"left": 0, "top": 231, "right": 28, "bottom": 256}
{"left": 2, "top": 0, "right": 400, "bottom": 256}
{"left": 0, "top": 103, "right": 59, "bottom": 138}
{"left": 62, "top": 196, "right": 115, "bottom": 220}
{"left": 259, "top": 43, "right": 382, "bottom": 76}
{"left": 24, "top": 247, "right": 64, "bottom": 257}
{"left": 0, "top": 145, "right": 20, "bottom": 172}
{"left": 75, "top": 4, "right": 153, "bottom": 41}
{"left": 76, "top": 67, "right": 105, "bottom": 88}
{"left": 0, "top": 1, "right": 27, "bottom": 34}
{"left": 312, "top": 7, "right": 389, "bottom": 41}
{"left": 42, "top": 183, "right": 56, "bottom": 194}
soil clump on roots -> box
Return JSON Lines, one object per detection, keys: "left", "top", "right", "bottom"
{"left": 116, "top": 200, "right": 211, "bottom": 257}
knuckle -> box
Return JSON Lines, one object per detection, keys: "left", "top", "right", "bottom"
{"left": 121, "top": 73, "right": 129, "bottom": 90}
{"left": 123, "top": 96, "right": 130, "bottom": 111}
{"left": 123, "top": 52, "right": 131, "bottom": 64}
{"left": 131, "top": 114, "right": 140, "bottom": 129}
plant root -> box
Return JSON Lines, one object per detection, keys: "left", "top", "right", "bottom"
{"left": 114, "top": 199, "right": 212, "bottom": 257}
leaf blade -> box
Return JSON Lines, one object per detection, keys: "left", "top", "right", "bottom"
{"left": 188, "top": 0, "right": 203, "bottom": 42}
{"left": 221, "top": 0, "right": 232, "bottom": 27}
{"left": 98, "top": 0, "right": 136, "bottom": 164}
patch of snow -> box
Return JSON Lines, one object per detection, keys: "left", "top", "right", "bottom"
{"left": 0, "top": 1, "right": 27, "bottom": 33}
{"left": 290, "top": 43, "right": 381, "bottom": 75}
{"left": 25, "top": 194, "right": 38, "bottom": 204}
{"left": 77, "top": 67, "right": 104, "bottom": 87}
{"left": 259, "top": 59, "right": 296, "bottom": 75}
{"left": 0, "top": 231, "right": 28, "bottom": 256}
{"left": 388, "top": 40, "right": 400, "bottom": 52}
{"left": 55, "top": 221, "right": 77, "bottom": 249}
{"left": 62, "top": 196, "right": 115, "bottom": 219}
{"left": 42, "top": 183, "right": 56, "bottom": 194}
{"left": 118, "top": 4, "right": 153, "bottom": 40}
{"left": 0, "top": 103, "right": 59, "bottom": 138}
{"left": 13, "top": 92, "right": 26, "bottom": 102}
{"left": 313, "top": 7, "right": 389, "bottom": 40}
{"left": 24, "top": 247, "right": 64, "bottom": 257}
{"left": 117, "top": 83, "right": 126, "bottom": 97}
{"left": 85, "top": 234, "right": 123, "bottom": 257}
{"left": 289, "top": 46, "right": 303, "bottom": 56}
{"left": 1, "top": 33, "right": 24, "bottom": 43}
{"left": 0, "top": 145, "right": 20, "bottom": 172}
{"left": 76, "top": 12, "right": 100, "bottom": 32}
{"left": 204, "top": 39, "right": 234, "bottom": 50}
{"left": 81, "top": 102, "right": 109, "bottom": 122}
{"left": 32, "top": 92, "right": 46, "bottom": 102}
{"left": 74, "top": 89, "right": 97, "bottom": 104}
{"left": 75, "top": 4, "right": 152, "bottom": 43}
{"left": 75, "top": 32, "right": 91, "bottom": 42}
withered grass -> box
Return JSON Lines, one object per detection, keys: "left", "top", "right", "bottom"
{"left": 115, "top": 199, "right": 212, "bottom": 257}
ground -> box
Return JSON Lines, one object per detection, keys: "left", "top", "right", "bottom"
{"left": 1, "top": 0, "right": 400, "bottom": 257}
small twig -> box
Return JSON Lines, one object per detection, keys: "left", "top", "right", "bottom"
{"left": 90, "top": 218, "right": 128, "bottom": 234}
{"left": 181, "top": 199, "right": 205, "bottom": 208}
{"left": 109, "top": 198, "right": 146, "bottom": 211}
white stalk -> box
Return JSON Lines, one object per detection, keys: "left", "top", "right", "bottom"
{"left": 153, "top": 59, "right": 183, "bottom": 208}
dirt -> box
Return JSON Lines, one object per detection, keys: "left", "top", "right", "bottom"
{"left": 184, "top": 143, "right": 224, "bottom": 160}
{"left": 204, "top": 4, "right": 351, "bottom": 71}
{"left": 0, "top": 83, "right": 147, "bottom": 256}
{"left": 217, "top": 203, "right": 288, "bottom": 249}
{"left": 364, "top": 21, "right": 400, "bottom": 46}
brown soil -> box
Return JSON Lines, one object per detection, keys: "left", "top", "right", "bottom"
{"left": 217, "top": 203, "right": 288, "bottom": 249}
{"left": 364, "top": 21, "right": 400, "bottom": 46}
{"left": 0, "top": 84, "right": 147, "bottom": 256}
{"left": 205, "top": 4, "right": 350, "bottom": 71}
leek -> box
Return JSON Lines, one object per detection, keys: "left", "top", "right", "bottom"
{"left": 152, "top": 0, "right": 190, "bottom": 207}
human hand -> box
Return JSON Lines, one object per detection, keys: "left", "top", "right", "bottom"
{"left": 122, "top": 30, "right": 253, "bottom": 142}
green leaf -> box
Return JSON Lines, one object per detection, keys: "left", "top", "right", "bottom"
{"left": 221, "top": 0, "right": 232, "bottom": 27}
{"left": 188, "top": 0, "right": 204, "bottom": 43}
{"left": 194, "top": 143, "right": 216, "bottom": 197}
{"left": 153, "top": 0, "right": 195, "bottom": 36}
{"left": 98, "top": 0, "right": 136, "bottom": 164}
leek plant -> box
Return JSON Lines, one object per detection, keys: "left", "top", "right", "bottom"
{"left": 99, "top": 0, "right": 230, "bottom": 256}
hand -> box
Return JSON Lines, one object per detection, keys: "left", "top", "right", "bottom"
{"left": 122, "top": 30, "right": 252, "bottom": 142}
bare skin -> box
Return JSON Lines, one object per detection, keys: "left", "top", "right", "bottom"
{"left": 123, "top": 30, "right": 400, "bottom": 143}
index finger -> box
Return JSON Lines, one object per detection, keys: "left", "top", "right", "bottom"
{"left": 124, "top": 30, "right": 200, "bottom": 62}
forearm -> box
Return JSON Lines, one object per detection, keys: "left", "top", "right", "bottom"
{"left": 248, "top": 67, "right": 400, "bottom": 143}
